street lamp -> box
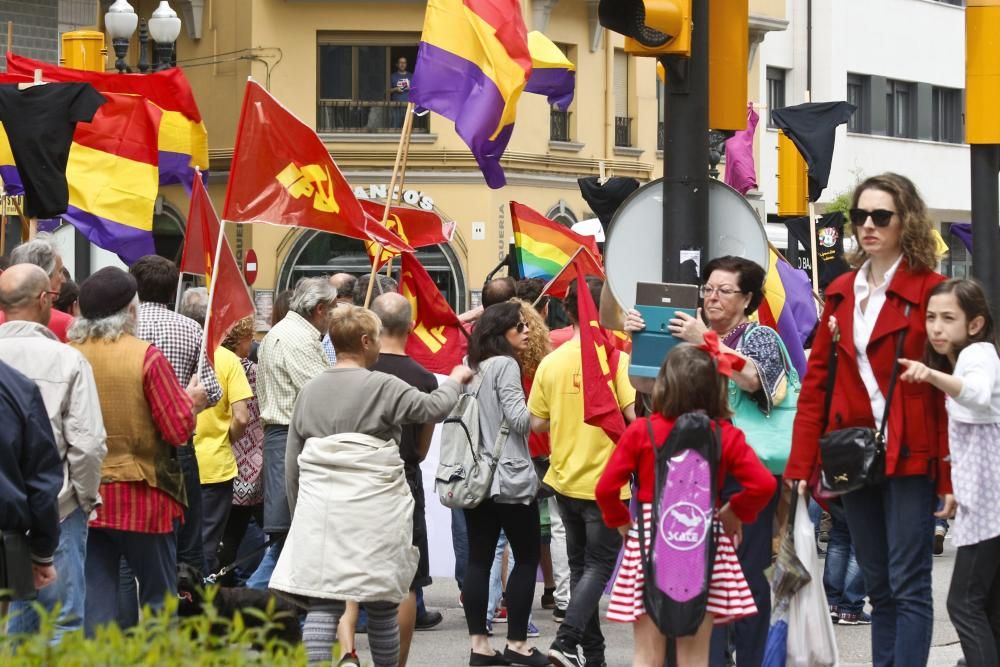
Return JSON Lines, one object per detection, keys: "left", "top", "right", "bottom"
{"left": 105, "top": 0, "right": 182, "bottom": 73}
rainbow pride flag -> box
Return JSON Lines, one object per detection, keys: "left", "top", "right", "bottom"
{"left": 410, "top": 0, "right": 531, "bottom": 189}
{"left": 757, "top": 248, "right": 817, "bottom": 378}
{"left": 6, "top": 52, "right": 207, "bottom": 189}
{"left": 510, "top": 201, "right": 600, "bottom": 281}
{"left": 524, "top": 31, "right": 575, "bottom": 111}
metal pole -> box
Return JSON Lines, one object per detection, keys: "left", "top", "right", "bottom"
{"left": 660, "top": 0, "right": 710, "bottom": 284}
{"left": 971, "top": 144, "right": 1000, "bottom": 315}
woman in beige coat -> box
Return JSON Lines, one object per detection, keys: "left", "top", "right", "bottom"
{"left": 269, "top": 306, "right": 472, "bottom": 667}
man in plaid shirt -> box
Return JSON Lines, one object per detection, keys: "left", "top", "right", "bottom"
{"left": 130, "top": 256, "right": 220, "bottom": 581}
{"left": 246, "top": 276, "right": 336, "bottom": 589}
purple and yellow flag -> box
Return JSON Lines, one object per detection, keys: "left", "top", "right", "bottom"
{"left": 757, "top": 249, "right": 817, "bottom": 378}
{"left": 524, "top": 31, "right": 575, "bottom": 111}
{"left": 410, "top": 0, "right": 532, "bottom": 189}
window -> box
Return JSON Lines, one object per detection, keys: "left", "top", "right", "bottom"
{"left": 942, "top": 223, "right": 972, "bottom": 278}
{"left": 846, "top": 73, "right": 870, "bottom": 133}
{"left": 316, "top": 37, "right": 428, "bottom": 134}
{"left": 766, "top": 67, "right": 786, "bottom": 128}
{"left": 614, "top": 50, "right": 632, "bottom": 147}
{"left": 932, "top": 86, "right": 963, "bottom": 143}
{"left": 549, "top": 43, "right": 575, "bottom": 142}
{"left": 886, "top": 79, "right": 916, "bottom": 139}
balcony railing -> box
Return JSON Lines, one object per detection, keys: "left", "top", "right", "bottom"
{"left": 614, "top": 116, "right": 632, "bottom": 147}
{"left": 317, "top": 100, "right": 430, "bottom": 134}
{"left": 550, "top": 109, "right": 571, "bottom": 142}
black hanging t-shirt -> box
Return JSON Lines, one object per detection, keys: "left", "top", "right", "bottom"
{"left": 0, "top": 82, "right": 105, "bottom": 218}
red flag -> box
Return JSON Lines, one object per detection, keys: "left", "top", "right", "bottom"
{"left": 187, "top": 175, "right": 255, "bottom": 367}
{"left": 222, "top": 80, "right": 412, "bottom": 253}
{"left": 399, "top": 253, "right": 468, "bottom": 374}
{"left": 540, "top": 246, "right": 605, "bottom": 300}
{"left": 361, "top": 199, "right": 455, "bottom": 270}
{"left": 573, "top": 263, "right": 626, "bottom": 443}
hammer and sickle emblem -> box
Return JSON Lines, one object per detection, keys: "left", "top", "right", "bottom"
{"left": 402, "top": 273, "right": 449, "bottom": 353}
{"left": 276, "top": 163, "right": 341, "bottom": 214}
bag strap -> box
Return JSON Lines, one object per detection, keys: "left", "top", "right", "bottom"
{"left": 877, "top": 304, "right": 912, "bottom": 440}
{"left": 821, "top": 327, "right": 840, "bottom": 433}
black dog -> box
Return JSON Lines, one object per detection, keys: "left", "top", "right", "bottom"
{"left": 176, "top": 562, "right": 302, "bottom": 645}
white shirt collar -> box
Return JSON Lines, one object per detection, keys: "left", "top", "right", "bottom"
{"left": 854, "top": 254, "right": 904, "bottom": 297}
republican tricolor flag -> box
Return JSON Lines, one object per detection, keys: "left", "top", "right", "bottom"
{"left": 410, "top": 0, "right": 532, "bottom": 189}
{"left": 757, "top": 249, "right": 817, "bottom": 378}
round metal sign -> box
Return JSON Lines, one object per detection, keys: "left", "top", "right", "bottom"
{"left": 244, "top": 249, "right": 258, "bottom": 286}
{"left": 604, "top": 178, "right": 770, "bottom": 308}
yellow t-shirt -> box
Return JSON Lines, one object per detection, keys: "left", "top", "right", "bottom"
{"left": 527, "top": 339, "right": 636, "bottom": 500}
{"left": 194, "top": 347, "right": 254, "bottom": 484}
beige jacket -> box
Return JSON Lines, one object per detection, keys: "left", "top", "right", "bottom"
{"left": 270, "top": 432, "right": 418, "bottom": 605}
{"left": 0, "top": 320, "right": 107, "bottom": 519}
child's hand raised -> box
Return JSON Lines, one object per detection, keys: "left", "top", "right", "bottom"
{"left": 899, "top": 358, "right": 932, "bottom": 383}
{"left": 717, "top": 502, "right": 742, "bottom": 550}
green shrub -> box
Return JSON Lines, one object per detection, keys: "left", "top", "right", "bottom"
{"left": 0, "top": 592, "right": 308, "bottom": 666}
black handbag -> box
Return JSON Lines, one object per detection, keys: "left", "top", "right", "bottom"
{"left": 0, "top": 530, "right": 37, "bottom": 601}
{"left": 819, "top": 305, "right": 910, "bottom": 494}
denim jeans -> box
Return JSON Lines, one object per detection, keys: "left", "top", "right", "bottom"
{"left": 555, "top": 495, "right": 623, "bottom": 662}
{"left": 84, "top": 528, "right": 177, "bottom": 636}
{"left": 8, "top": 508, "right": 88, "bottom": 641}
{"left": 246, "top": 536, "right": 284, "bottom": 590}
{"left": 947, "top": 534, "right": 1000, "bottom": 667}
{"left": 842, "top": 475, "right": 935, "bottom": 667}
{"left": 452, "top": 508, "right": 469, "bottom": 590}
{"left": 710, "top": 476, "right": 780, "bottom": 667}
{"left": 823, "top": 502, "right": 866, "bottom": 615}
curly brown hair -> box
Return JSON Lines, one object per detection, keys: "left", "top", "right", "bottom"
{"left": 513, "top": 298, "right": 551, "bottom": 378}
{"left": 847, "top": 173, "right": 938, "bottom": 272}
{"left": 221, "top": 316, "right": 255, "bottom": 352}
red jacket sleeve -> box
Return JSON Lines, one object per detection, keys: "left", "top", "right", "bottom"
{"left": 596, "top": 418, "right": 645, "bottom": 528}
{"left": 723, "top": 423, "right": 778, "bottom": 523}
{"left": 785, "top": 289, "right": 841, "bottom": 482}
{"left": 143, "top": 346, "right": 195, "bottom": 446}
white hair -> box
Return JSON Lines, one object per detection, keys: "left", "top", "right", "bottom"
{"left": 290, "top": 277, "right": 337, "bottom": 318}
{"left": 67, "top": 295, "right": 139, "bottom": 343}
{"left": 10, "top": 233, "right": 60, "bottom": 277}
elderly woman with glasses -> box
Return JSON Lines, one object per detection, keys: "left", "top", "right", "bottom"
{"left": 624, "top": 254, "right": 789, "bottom": 667}
{"left": 463, "top": 301, "right": 548, "bottom": 667}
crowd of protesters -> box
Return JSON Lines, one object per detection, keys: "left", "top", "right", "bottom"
{"left": 1, "top": 172, "right": 998, "bottom": 667}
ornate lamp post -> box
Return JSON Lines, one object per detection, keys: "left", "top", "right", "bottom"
{"left": 105, "top": 0, "right": 182, "bottom": 73}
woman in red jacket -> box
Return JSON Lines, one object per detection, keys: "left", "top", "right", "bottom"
{"left": 785, "top": 173, "right": 953, "bottom": 667}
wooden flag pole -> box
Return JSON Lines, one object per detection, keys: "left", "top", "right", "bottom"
{"left": 807, "top": 201, "right": 822, "bottom": 316}
{"left": 174, "top": 272, "right": 186, "bottom": 312}
{"left": 197, "top": 219, "right": 227, "bottom": 378}
{"left": 385, "top": 109, "right": 417, "bottom": 278}
{"left": 363, "top": 102, "right": 415, "bottom": 308}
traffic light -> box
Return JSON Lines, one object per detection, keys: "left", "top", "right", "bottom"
{"left": 60, "top": 30, "right": 107, "bottom": 72}
{"left": 598, "top": 0, "right": 692, "bottom": 57}
{"left": 966, "top": 1, "right": 1000, "bottom": 144}
{"left": 708, "top": 0, "right": 748, "bottom": 131}
{"left": 777, "top": 131, "right": 808, "bottom": 217}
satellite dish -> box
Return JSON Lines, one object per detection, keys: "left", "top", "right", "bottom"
{"left": 604, "top": 178, "right": 770, "bottom": 308}
{"left": 571, "top": 218, "right": 605, "bottom": 242}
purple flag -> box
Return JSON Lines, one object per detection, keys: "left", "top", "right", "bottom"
{"left": 724, "top": 104, "right": 759, "bottom": 196}
{"left": 950, "top": 223, "right": 972, "bottom": 252}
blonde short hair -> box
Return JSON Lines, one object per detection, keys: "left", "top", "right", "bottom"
{"left": 329, "top": 305, "right": 381, "bottom": 355}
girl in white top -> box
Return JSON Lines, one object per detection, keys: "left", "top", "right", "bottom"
{"left": 898, "top": 278, "right": 1000, "bottom": 667}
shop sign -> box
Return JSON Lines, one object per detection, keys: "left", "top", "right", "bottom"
{"left": 352, "top": 185, "right": 435, "bottom": 211}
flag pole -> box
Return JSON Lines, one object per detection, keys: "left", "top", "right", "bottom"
{"left": 197, "top": 218, "right": 227, "bottom": 378}
{"left": 533, "top": 246, "right": 586, "bottom": 309}
{"left": 766, "top": 239, "right": 824, "bottom": 308}
{"left": 385, "top": 107, "right": 416, "bottom": 278}
{"left": 807, "top": 200, "right": 822, "bottom": 316}
{"left": 174, "top": 271, "right": 185, "bottom": 312}
{"left": 364, "top": 102, "right": 415, "bottom": 308}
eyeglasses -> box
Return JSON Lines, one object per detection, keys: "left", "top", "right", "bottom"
{"left": 849, "top": 208, "right": 895, "bottom": 227}
{"left": 699, "top": 285, "right": 744, "bottom": 298}
{"left": 516, "top": 321, "right": 529, "bottom": 333}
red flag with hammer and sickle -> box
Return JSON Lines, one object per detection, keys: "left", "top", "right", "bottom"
{"left": 399, "top": 252, "right": 468, "bottom": 374}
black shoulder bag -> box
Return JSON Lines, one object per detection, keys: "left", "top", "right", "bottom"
{"left": 819, "top": 305, "right": 910, "bottom": 495}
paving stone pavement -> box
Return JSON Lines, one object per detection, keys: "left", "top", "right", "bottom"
{"left": 350, "top": 536, "right": 963, "bottom": 666}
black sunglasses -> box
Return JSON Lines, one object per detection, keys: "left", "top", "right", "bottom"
{"left": 516, "top": 321, "right": 529, "bottom": 333}
{"left": 849, "top": 208, "right": 895, "bottom": 227}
